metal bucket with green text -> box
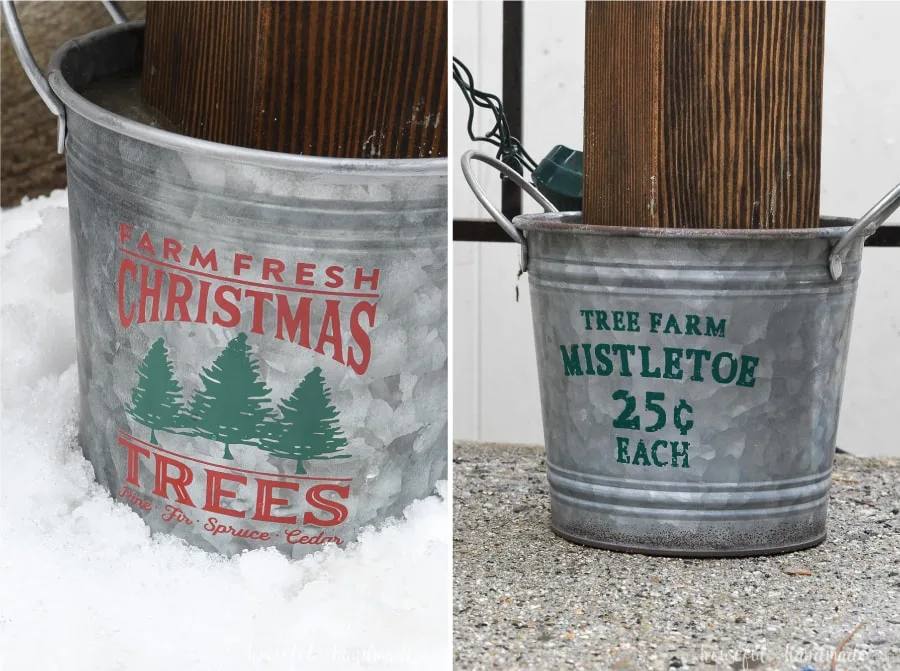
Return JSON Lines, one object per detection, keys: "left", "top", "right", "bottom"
{"left": 3, "top": 5, "right": 447, "bottom": 558}
{"left": 463, "top": 150, "right": 899, "bottom": 557}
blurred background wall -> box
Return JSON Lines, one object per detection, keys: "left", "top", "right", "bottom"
{"left": 453, "top": 1, "right": 900, "bottom": 457}
{"left": 1, "top": 1, "right": 145, "bottom": 207}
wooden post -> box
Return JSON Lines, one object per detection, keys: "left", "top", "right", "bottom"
{"left": 141, "top": 0, "right": 447, "bottom": 159}
{"left": 583, "top": 1, "right": 825, "bottom": 229}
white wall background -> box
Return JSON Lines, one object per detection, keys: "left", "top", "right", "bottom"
{"left": 453, "top": 1, "right": 900, "bottom": 457}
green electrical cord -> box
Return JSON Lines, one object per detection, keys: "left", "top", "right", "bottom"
{"left": 452, "top": 57, "right": 584, "bottom": 212}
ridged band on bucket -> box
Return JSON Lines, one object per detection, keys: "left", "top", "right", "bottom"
{"left": 462, "top": 150, "right": 900, "bottom": 557}
{"left": 4, "top": 13, "right": 448, "bottom": 558}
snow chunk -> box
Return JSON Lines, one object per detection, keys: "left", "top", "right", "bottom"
{"left": 0, "top": 192, "right": 449, "bottom": 670}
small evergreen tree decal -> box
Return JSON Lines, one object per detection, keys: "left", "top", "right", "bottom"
{"left": 187, "top": 333, "right": 275, "bottom": 460}
{"left": 126, "top": 338, "right": 188, "bottom": 445}
{"left": 260, "top": 367, "right": 349, "bottom": 474}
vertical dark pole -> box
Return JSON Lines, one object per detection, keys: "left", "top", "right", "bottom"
{"left": 501, "top": 0, "right": 523, "bottom": 220}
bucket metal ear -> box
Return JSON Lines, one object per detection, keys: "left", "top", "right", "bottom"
{"left": 0, "top": 0, "right": 129, "bottom": 154}
{"left": 829, "top": 183, "right": 900, "bottom": 280}
{"left": 460, "top": 150, "right": 559, "bottom": 273}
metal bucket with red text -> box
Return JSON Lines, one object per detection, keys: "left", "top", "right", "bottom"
{"left": 3, "top": 6, "right": 447, "bottom": 557}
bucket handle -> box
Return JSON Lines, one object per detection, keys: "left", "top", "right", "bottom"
{"left": 829, "top": 182, "right": 900, "bottom": 280}
{"left": 461, "top": 148, "right": 900, "bottom": 281}
{"left": 460, "top": 150, "right": 559, "bottom": 273}
{"left": 0, "top": 0, "right": 129, "bottom": 155}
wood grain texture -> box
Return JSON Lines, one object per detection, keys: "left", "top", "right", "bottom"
{"left": 141, "top": 0, "right": 447, "bottom": 158}
{"left": 584, "top": 1, "right": 825, "bottom": 229}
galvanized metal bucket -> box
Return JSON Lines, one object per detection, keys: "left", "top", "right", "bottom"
{"left": 3, "top": 5, "right": 447, "bottom": 558}
{"left": 463, "top": 150, "right": 900, "bottom": 557}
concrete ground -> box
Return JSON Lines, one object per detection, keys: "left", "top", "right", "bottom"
{"left": 453, "top": 441, "right": 900, "bottom": 671}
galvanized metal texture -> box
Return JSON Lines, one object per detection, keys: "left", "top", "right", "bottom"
{"left": 515, "top": 213, "right": 863, "bottom": 556}
{"left": 463, "top": 150, "right": 890, "bottom": 556}
{"left": 46, "top": 23, "right": 447, "bottom": 558}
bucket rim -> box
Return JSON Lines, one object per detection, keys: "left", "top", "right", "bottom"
{"left": 512, "top": 212, "right": 855, "bottom": 240}
{"left": 46, "top": 21, "right": 447, "bottom": 177}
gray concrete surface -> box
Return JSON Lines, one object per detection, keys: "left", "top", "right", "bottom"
{"left": 453, "top": 441, "right": 900, "bottom": 671}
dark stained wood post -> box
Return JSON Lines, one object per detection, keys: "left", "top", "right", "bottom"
{"left": 141, "top": 0, "right": 447, "bottom": 159}
{"left": 583, "top": 1, "right": 825, "bottom": 229}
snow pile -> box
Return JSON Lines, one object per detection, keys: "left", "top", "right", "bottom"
{"left": 0, "top": 191, "right": 449, "bottom": 671}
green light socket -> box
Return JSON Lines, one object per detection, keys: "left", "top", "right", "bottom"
{"left": 532, "top": 145, "right": 583, "bottom": 212}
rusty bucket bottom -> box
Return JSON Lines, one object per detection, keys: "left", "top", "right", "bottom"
{"left": 548, "top": 477, "right": 829, "bottom": 558}
{"left": 550, "top": 523, "right": 827, "bottom": 558}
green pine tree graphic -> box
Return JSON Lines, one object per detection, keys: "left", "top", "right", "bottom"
{"left": 187, "top": 333, "right": 275, "bottom": 460}
{"left": 126, "top": 338, "right": 188, "bottom": 445}
{"left": 260, "top": 367, "right": 349, "bottom": 474}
